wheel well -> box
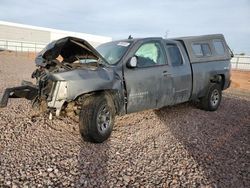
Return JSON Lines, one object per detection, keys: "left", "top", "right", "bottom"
{"left": 75, "top": 90, "right": 122, "bottom": 115}
{"left": 210, "top": 74, "right": 225, "bottom": 89}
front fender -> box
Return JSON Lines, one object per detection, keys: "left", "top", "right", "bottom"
{"left": 51, "top": 67, "right": 123, "bottom": 101}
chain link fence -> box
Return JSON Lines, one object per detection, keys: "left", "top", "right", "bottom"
{"left": 231, "top": 55, "right": 250, "bottom": 71}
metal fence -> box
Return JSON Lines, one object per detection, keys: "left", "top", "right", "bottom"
{"left": 0, "top": 39, "right": 47, "bottom": 54}
{"left": 231, "top": 55, "right": 250, "bottom": 71}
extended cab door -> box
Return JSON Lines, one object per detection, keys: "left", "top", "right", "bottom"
{"left": 123, "top": 40, "right": 173, "bottom": 113}
{"left": 165, "top": 41, "right": 192, "bottom": 104}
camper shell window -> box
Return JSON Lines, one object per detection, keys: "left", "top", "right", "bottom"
{"left": 192, "top": 43, "right": 212, "bottom": 57}
{"left": 173, "top": 34, "right": 232, "bottom": 63}
{"left": 213, "top": 39, "right": 225, "bottom": 55}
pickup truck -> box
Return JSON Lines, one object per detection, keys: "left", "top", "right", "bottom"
{"left": 0, "top": 34, "right": 232, "bottom": 143}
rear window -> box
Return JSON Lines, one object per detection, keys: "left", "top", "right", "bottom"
{"left": 213, "top": 40, "right": 225, "bottom": 55}
{"left": 167, "top": 44, "right": 183, "bottom": 66}
{"left": 192, "top": 43, "right": 212, "bottom": 57}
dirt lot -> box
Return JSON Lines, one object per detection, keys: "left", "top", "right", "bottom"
{"left": 0, "top": 52, "right": 249, "bottom": 187}
{"left": 230, "top": 70, "right": 250, "bottom": 92}
{"left": 225, "top": 70, "right": 250, "bottom": 99}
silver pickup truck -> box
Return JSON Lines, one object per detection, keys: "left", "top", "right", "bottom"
{"left": 0, "top": 34, "right": 232, "bottom": 143}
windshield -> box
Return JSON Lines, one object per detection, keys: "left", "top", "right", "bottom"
{"left": 96, "top": 41, "right": 131, "bottom": 65}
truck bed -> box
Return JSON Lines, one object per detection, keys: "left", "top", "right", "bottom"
{"left": 173, "top": 34, "right": 232, "bottom": 99}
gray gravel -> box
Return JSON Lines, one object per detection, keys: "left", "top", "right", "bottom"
{"left": 0, "top": 53, "right": 249, "bottom": 187}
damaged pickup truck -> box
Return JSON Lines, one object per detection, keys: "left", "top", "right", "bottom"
{"left": 0, "top": 35, "right": 233, "bottom": 143}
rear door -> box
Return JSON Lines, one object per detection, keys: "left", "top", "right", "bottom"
{"left": 124, "top": 40, "right": 173, "bottom": 113}
{"left": 165, "top": 42, "right": 192, "bottom": 104}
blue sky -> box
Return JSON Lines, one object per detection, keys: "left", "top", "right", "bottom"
{"left": 0, "top": 0, "right": 249, "bottom": 54}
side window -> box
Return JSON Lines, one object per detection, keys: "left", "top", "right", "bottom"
{"left": 192, "top": 43, "right": 212, "bottom": 57}
{"left": 201, "top": 43, "right": 212, "bottom": 56}
{"left": 135, "top": 42, "right": 165, "bottom": 67}
{"left": 167, "top": 44, "right": 183, "bottom": 66}
{"left": 192, "top": 44, "right": 203, "bottom": 56}
{"left": 213, "top": 39, "right": 225, "bottom": 55}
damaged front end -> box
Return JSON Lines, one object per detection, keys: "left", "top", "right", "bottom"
{"left": 0, "top": 36, "right": 110, "bottom": 117}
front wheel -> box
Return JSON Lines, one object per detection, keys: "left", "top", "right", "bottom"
{"left": 200, "top": 83, "right": 222, "bottom": 111}
{"left": 79, "top": 94, "right": 115, "bottom": 143}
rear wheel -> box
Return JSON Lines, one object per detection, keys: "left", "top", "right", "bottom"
{"left": 79, "top": 94, "right": 115, "bottom": 143}
{"left": 200, "top": 83, "right": 222, "bottom": 111}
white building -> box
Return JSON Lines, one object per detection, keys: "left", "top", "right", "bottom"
{"left": 0, "top": 21, "right": 112, "bottom": 52}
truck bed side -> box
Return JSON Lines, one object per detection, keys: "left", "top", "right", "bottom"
{"left": 174, "top": 34, "right": 232, "bottom": 100}
{"left": 191, "top": 61, "right": 231, "bottom": 99}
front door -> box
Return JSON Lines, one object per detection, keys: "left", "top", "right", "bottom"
{"left": 124, "top": 41, "right": 172, "bottom": 113}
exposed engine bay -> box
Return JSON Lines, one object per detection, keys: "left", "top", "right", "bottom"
{"left": 0, "top": 37, "right": 110, "bottom": 117}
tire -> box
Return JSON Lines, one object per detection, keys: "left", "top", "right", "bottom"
{"left": 79, "top": 94, "right": 115, "bottom": 143}
{"left": 200, "top": 83, "right": 222, "bottom": 111}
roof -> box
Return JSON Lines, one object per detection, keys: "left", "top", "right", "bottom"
{"left": 172, "top": 34, "right": 224, "bottom": 41}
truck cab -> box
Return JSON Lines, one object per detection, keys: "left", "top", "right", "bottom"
{"left": 120, "top": 38, "right": 192, "bottom": 113}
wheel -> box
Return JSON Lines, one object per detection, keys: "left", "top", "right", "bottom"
{"left": 200, "top": 83, "right": 222, "bottom": 111}
{"left": 79, "top": 94, "right": 115, "bottom": 143}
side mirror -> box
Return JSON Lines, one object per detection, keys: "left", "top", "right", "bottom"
{"left": 127, "top": 56, "right": 137, "bottom": 68}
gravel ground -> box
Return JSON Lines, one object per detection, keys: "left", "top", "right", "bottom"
{"left": 0, "top": 52, "right": 249, "bottom": 187}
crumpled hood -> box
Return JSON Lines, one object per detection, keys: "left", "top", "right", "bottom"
{"left": 50, "top": 66, "right": 113, "bottom": 81}
{"left": 35, "top": 36, "right": 106, "bottom": 67}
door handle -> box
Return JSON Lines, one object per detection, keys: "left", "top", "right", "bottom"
{"left": 162, "top": 70, "right": 171, "bottom": 77}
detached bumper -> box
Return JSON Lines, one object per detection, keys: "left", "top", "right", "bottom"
{"left": 0, "top": 85, "right": 38, "bottom": 108}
